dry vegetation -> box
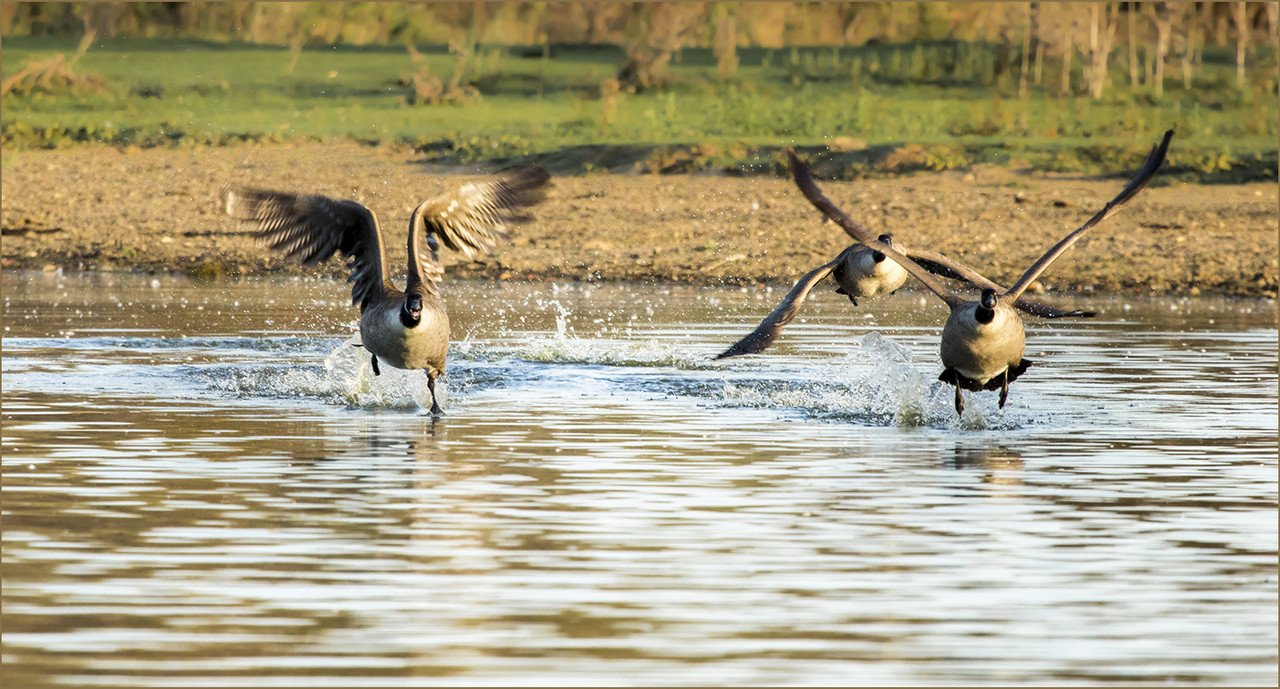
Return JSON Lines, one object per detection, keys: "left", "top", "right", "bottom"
{"left": 0, "top": 54, "right": 107, "bottom": 97}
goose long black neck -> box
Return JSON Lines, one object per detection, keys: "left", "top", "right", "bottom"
{"left": 405, "top": 204, "right": 434, "bottom": 295}
{"left": 871, "top": 233, "right": 893, "bottom": 264}
{"left": 975, "top": 288, "right": 998, "bottom": 324}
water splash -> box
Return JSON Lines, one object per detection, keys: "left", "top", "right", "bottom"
{"left": 457, "top": 336, "right": 709, "bottom": 370}
{"left": 203, "top": 336, "right": 435, "bottom": 412}
{"left": 2, "top": 335, "right": 334, "bottom": 355}
{"left": 322, "top": 337, "right": 436, "bottom": 410}
{"left": 551, "top": 299, "right": 571, "bottom": 339}
{"left": 714, "top": 332, "right": 1021, "bottom": 429}
{"left": 453, "top": 300, "right": 716, "bottom": 371}
{"left": 40, "top": 328, "right": 1025, "bottom": 428}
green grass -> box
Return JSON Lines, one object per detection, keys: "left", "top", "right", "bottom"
{"left": 2, "top": 36, "right": 1276, "bottom": 182}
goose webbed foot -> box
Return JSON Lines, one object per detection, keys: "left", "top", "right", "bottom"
{"left": 371, "top": 354, "right": 381, "bottom": 376}
{"left": 939, "top": 368, "right": 965, "bottom": 415}
{"left": 427, "top": 375, "right": 444, "bottom": 416}
{"left": 998, "top": 370, "right": 1010, "bottom": 409}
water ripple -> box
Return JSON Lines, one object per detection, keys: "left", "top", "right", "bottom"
{"left": 2, "top": 275, "right": 1275, "bottom": 686}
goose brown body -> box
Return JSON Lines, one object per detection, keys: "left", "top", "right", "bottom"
{"left": 939, "top": 301, "right": 1026, "bottom": 387}
{"left": 360, "top": 293, "right": 449, "bottom": 374}
{"left": 832, "top": 241, "right": 909, "bottom": 302}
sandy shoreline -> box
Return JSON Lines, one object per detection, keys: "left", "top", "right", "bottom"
{"left": 2, "top": 141, "right": 1277, "bottom": 299}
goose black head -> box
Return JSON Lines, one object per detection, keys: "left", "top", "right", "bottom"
{"left": 871, "top": 233, "right": 893, "bottom": 263}
{"left": 975, "top": 288, "right": 998, "bottom": 324}
{"left": 401, "top": 293, "right": 424, "bottom": 328}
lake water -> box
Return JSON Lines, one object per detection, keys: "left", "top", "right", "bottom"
{"left": 3, "top": 270, "right": 1276, "bottom": 686}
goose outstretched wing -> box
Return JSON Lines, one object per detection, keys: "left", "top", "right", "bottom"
{"left": 715, "top": 248, "right": 855, "bottom": 359}
{"left": 407, "top": 166, "right": 552, "bottom": 292}
{"left": 907, "top": 248, "right": 1096, "bottom": 319}
{"left": 225, "top": 188, "right": 389, "bottom": 310}
{"left": 1003, "top": 129, "right": 1173, "bottom": 301}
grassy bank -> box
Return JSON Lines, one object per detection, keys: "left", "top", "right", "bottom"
{"left": 2, "top": 36, "right": 1276, "bottom": 182}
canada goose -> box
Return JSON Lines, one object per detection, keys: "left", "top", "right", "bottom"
{"left": 785, "top": 129, "right": 1172, "bottom": 414}
{"left": 716, "top": 232, "right": 1095, "bottom": 359}
{"left": 224, "top": 166, "right": 551, "bottom": 415}
{"left": 830, "top": 233, "right": 910, "bottom": 305}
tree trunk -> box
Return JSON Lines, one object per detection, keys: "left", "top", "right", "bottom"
{"left": 72, "top": 20, "right": 98, "bottom": 66}
{"left": 1269, "top": 3, "right": 1280, "bottom": 67}
{"left": 250, "top": 3, "right": 264, "bottom": 44}
{"left": 71, "top": 3, "right": 122, "bottom": 66}
{"left": 1153, "top": 3, "right": 1171, "bottom": 97}
{"left": 1059, "top": 14, "right": 1074, "bottom": 97}
{"left": 714, "top": 3, "right": 739, "bottom": 79}
{"left": 1128, "top": 1, "right": 1140, "bottom": 86}
{"left": 589, "top": 4, "right": 621, "bottom": 45}
{"left": 1181, "top": 3, "right": 1198, "bottom": 89}
{"left": 286, "top": 35, "right": 303, "bottom": 75}
{"left": 282, "top": 4, "right": 306, "bottom": 76}
{"left": 1020, "top": 2, "right": 1034, "bottom": 97}
{"left": 1035, "top": 41, "right": 1045, "bottom": 86}
{"left": 1142, "top": 4, "right": 1156, "bottom": 84}
{"left": 840, "top": 4, "right": 864, "bottom": 45}
{"left": 1235, "top": 2, "right": 1250, "bottom": 86}
{"left": 1088, "top": 4, "right": 1100, "bottom": 96}
{"left": 1212, "top": 2, "right": 1230, "bottom": 45}
{"left": 1089, "top": 3, "right": 1118, "bottom": 99}
{"left": 0, "top": 3, "right": 17, "bottom": 35}
{"left": 616, "top": 3, "right": 703, "bottom": 91}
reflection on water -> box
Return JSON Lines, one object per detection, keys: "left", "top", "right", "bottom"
{"left": 3, "top": 271, "right": 1277, "bottom": 686}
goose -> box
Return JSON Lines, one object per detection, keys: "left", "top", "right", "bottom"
{"left": 224, "top": 166, "right": 551, "bottom": 415}
{"left": 784, "top": 129, "right": 1172, "bottom": 414}
{"left": 716, "top": 232, "right": 1095, "bottom": 359}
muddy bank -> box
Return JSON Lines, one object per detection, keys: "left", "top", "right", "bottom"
{"left": 2, "top": 141, "right": 1277, "bottom": 298}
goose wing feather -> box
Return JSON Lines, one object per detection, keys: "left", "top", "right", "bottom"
{"left": 416, "top": 165, "right": 551, "bottom": 259}
{"left": 225, "top": 188, "right": 388, "bottom": 310}
{"left": 407, "top": 165, "right": 551, "bottom": 292}
{"left": 786, "top": 149, "right": 963, "bottom": 308}
{"left": 1007, "top": 297, "right": 1096, "bottom": 319}
{"left": 716, "top": 250, "right": 850, "bottom": 359}
{"left": 1003, "top": 129, "right": 1173, "bottom": 301}
{"left": 908, "top": 247, "right": 1095, "bottom": 318}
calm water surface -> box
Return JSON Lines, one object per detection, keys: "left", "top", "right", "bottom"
{"left": 3, "top": 271, "right": 1276, "bottom": 686}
